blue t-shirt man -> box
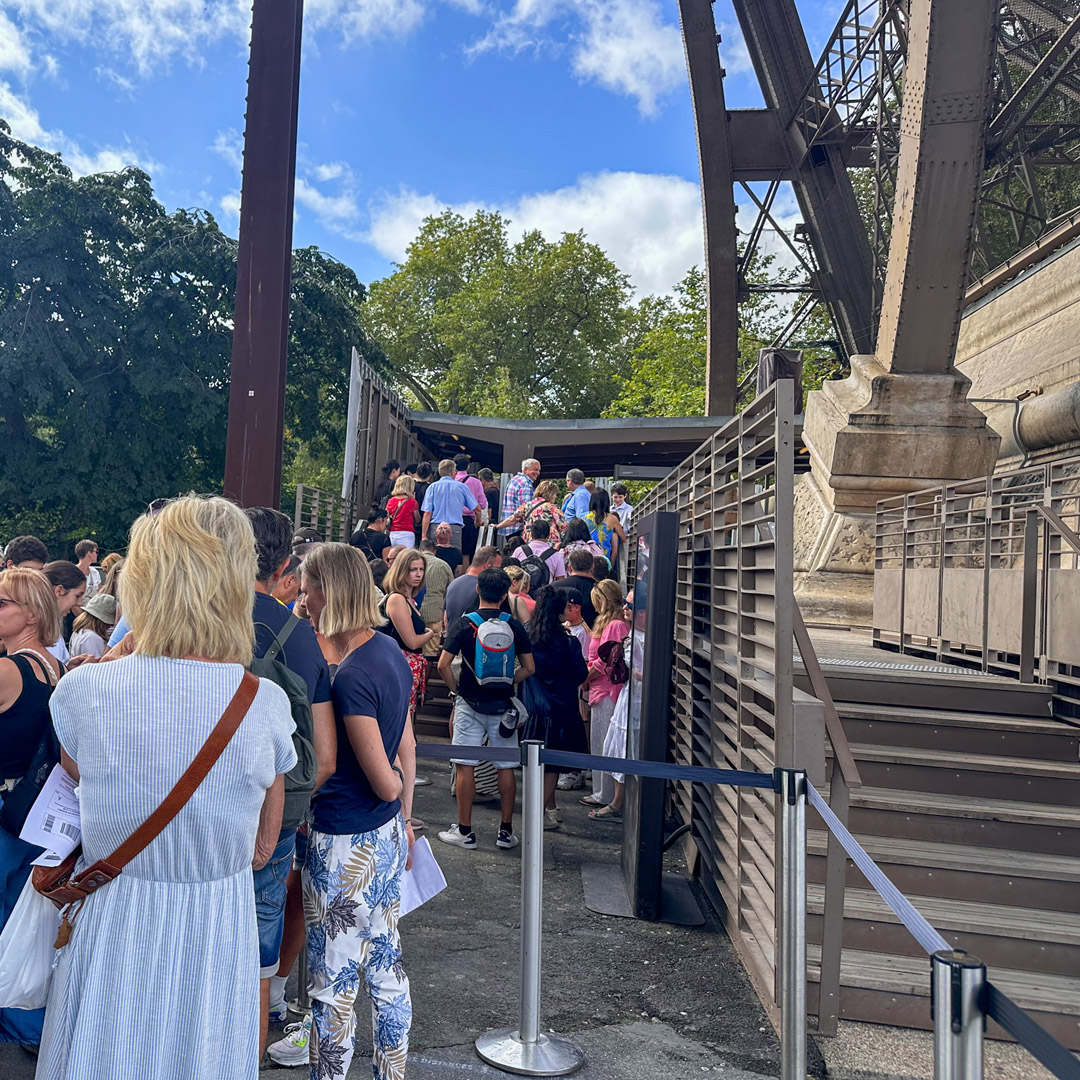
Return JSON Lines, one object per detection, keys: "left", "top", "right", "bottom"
{"left": 421, "top": 475, "right": 478, "bottom": 526}
{"left": 311, "top": 632, "right": 412, "bottom": 834}
{"left": 253, "top": 593, "right": 332, "bottom": 706}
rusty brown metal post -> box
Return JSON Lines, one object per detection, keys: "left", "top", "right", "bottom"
{"left": 224, "top": 0, "right": 304, "bottom": 508}
{"left": 677, "top": 0, "right": 739, "bottom": 416}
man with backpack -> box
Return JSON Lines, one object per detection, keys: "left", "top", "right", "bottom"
{"left": 512, "top": 518, "right": 565, "bottom": 589}
{"left": 437, "top": 568, "right": 534, "bottom": 851}
{"left": 245, "top": 508, "right": 336, "bottom": 1063}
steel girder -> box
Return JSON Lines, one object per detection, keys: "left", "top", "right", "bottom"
{"left": 224, "top": 0, "right": 305, "bottom": 507}
{"left": 678, "top": 0, "right": 740, "bottom": 415}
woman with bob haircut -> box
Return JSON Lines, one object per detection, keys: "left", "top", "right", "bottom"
{"left": 35, "top": 495, "right": 297, "bottom": 1080}
{"left": 385, "top": 476, "right": 420, "bottom": 549}
{"left": 299, "top": 543, "right": 414, "bottom": 1080}
{"left": 0, "top": 567, "right": 64, "bottom": 1047}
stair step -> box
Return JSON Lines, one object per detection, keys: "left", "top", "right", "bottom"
{"left": 807, "top": 946, "right": 1080, "bottom": 1047}
{"left": 807, "top": 831, "right": 1080, "bottom": 911}
{"left": 816, "top": 786, "right": 1080, "bottom": 855}
{"left": 835, "top": 704, "right": 1079, "bottom": 761}
{"left": 806, "top": 884, "right": 1080, "bottom": 975}
{"left": 832, "top": 743, "right": 1080, "bottom": 805}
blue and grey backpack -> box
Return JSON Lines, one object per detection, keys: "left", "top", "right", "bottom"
{"left": 464, "top": 611, "right": 516, "bottom": 686}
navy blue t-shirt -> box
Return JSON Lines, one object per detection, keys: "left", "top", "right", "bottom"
{"left": 253, "top": 593, "right": 332, "bottom": 705}
{"left": 311, "top": 631, "right": 412, "bottom": 834}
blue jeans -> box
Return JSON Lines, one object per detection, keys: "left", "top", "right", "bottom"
{"left": 0, "top": 817, "right": 44, "bottom": 1044}
{"left": 254, "top": 826, "right": 295, "bottom": 979}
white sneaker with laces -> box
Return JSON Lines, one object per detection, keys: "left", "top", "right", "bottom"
{"left": 496, "top": 829, "right": 520, "bottom": 849}
{"left": 556, "top": 772, "right": 584, "bottom": 791}
{"left": 437, "top": 826, "right": 477, "bottom": 849}
{"left": 267, "top": 1015, "right": 312, "bottom": 1067}
{"left": 268, "top": 995, "right": 289, "bottom": 1024}
{"left": 543, "top": 810, "right": 560, "bottom": 831}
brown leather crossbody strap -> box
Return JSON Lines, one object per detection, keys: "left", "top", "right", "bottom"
{"left": 104, "top": 670, "right": 259, "bottom": 871}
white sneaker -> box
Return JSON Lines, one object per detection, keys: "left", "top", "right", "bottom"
{"left": 543, "top": 810, "right": 560, "bottom": 831}
{"left": 437, "top": 826, "right": 477, "bottom": 848}
{"left": 268, "top": 994, "right": 289, "bottom": 1024}
{"left": 496, "top": 829, "right": 520, "bottom": 849}
{"left": 556, "top": 772, "right": 584, "bottom": 791}
{"left": 414, "top": 776, "right": 432, "bottom": 787}
{"left": 267, "top": 1015, "right": 311, "bottom": 1067}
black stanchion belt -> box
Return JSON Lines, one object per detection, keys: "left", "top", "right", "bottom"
{"left": 414, "top": 742, "right": 772, "bottom": 789}
{"left": 809, "top": 784, "right": 1080, "bottom": 1080}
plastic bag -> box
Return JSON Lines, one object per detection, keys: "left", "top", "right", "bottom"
{"left": 0, "top": 877, "right": 62, "bottom": 1009}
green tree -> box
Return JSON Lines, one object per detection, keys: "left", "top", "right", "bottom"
{"left": 606, "top": 255, "right": 838, "bottom": 419}
{"left": 364, "top": 210, "right": 632, "bottom": 418}
{"left": 0, "top": 120, "right": 379, "bottom": 555}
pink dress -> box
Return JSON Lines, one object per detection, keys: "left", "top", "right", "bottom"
{"left": 587, "top": 620, "right": 629, "bottom": 706}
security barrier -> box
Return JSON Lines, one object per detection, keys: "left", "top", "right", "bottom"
{"left": 414, "top": 740, "right": 1080, "bottom": 1080}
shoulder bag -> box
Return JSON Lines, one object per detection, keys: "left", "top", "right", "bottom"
{"left": 33, "top": 671, "right": 259, "bottom": 920}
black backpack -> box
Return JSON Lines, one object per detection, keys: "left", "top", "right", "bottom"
{"left": 251, "top": 613, "right": 319, "bottom": 830}
{"left": 519, "top": 545, "right": 556, "bottom": 593}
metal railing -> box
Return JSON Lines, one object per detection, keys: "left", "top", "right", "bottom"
{"left": 873, "top": 452, "right": 1080, "bottom": 711}
{"left": 633, "top": 380, "right": 859, "bottom": 1033}
{"left": 293, "top": 483, "right": 356, "bottom": 543}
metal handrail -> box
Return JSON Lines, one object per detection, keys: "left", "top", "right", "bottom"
{"left": 792, "top": 600, "right": 860, "bottom": 1036}
{"left": 1020, "top": 506, "right": 1080, "bottom": 682}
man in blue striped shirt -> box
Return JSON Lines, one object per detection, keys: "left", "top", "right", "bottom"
{"left": 561, "top": 468, "right": 591, "bottom": 521}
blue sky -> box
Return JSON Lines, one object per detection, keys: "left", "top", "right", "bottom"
{"left": 0, "top": 0, "right": 840, "bottom": 298}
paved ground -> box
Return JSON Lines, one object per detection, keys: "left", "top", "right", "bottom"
{"left": 0, "top": 746, "right": 1061, "bottom": 1078}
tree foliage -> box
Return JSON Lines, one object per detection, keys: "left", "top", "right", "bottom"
{"left": 0, "top": 120, "right": 378, "bottom": 555}
{"left": 364, "top": 210, "right": 632, "bottom": 418}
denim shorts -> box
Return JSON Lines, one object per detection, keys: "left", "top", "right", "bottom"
{"left": 254, "top": 826, "right": 296, "bottom": 978}
{"left": 451, "top": 698, "right": 519, "bottom": 769}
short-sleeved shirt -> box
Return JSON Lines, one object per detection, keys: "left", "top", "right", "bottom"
{"left": 499, "top": 473, "right": 534, "bottom": 536}
{"left": 350, "top": 527, "right": 390, "bottom": 562}
{"left": 435, "top": 545, "right": 463, "bottom": 576}
{"left": 455, "top": 472, "right": 486, "bottom": 511}
{"left": 550, "top": 574, "right": 599, "bottom": 626}
{"left": 443, "top": 610, "right": 532, "bottom": 713}
{"left": 613, "top": 502, "right": 633, "bottom": 528}
{"left": 444, "top": 573, "right": 479, "bottom": 629}
{"left": 513, "top": 539, "right": 566, "bottom": 581}
{"left": 311, "top": 632, "right": 412, "bottom": 834}
{"left": 253, "top": 593, "right": 332, "bottom": 706}
{"left": 419, "top": 553, "right": 454, "bottom": 624}
{"left": 561, "top": 485, "right": 591, "bottom": 521}
{"left": 421, "top": 476, "right": 478, "bottom": 526}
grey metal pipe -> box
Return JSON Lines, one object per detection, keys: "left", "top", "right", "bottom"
{"left": 777, "top": 769, "right": 808, "bottom": 1080}
{"left": 519, "top": 739, "right": 544, "bottom": 1044}
{"left": 931, "top": 950, "right": 986, "bottom": 1080}
{"left": 984, "top": 381, "right": 1080, "bottom": 460}
{"left": 475, "top": 742, "right": 585, "bottom": 1075}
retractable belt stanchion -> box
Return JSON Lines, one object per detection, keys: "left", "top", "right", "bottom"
{"left": 476, "top": 741, "right": 585, "bottom": 1076}
{"left": 931, "top": 950, "right": 986, "bottom": 1080}
{"left": 776, "top": 768, "right": 807, "bottom": 1080}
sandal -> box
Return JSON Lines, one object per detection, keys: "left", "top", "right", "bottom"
{"left": 579, "top": 795, "right": 605, "bottom": 807}
{"left": 589, "top": 805, "right": 623, "bottom": 821}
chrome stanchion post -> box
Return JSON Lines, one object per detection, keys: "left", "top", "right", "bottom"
{"left": 476, "top": 741, "right": 584, "bottom": 1076}
{"left": 931, "top": 950, "right": 986, "bottom": 1080}
{"left": 776, "top": 768, "right": 807, "bottom": 1080}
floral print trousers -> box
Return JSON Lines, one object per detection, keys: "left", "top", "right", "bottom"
{"left": 304, "top": 818, "right": 411, "bottom": 1080}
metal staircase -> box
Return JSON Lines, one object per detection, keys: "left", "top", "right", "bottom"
{"left": 797, "top": 643, "right": 1080, "bottom": 1048}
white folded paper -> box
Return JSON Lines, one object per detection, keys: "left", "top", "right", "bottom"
{"left": 399, "top": 837, "right": 447, "bottom": 917}
{"left": 20, "top": 765, "right": 81, "bottom": 859}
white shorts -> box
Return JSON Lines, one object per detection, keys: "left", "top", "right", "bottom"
{"left": 451, "top": 699, "right": 519, "bottom": 769}
{"left": 389, "top": 530, "right": 417, "bottom": 548}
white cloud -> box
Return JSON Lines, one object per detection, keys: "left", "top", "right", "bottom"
{"left": 0, "top": 11, "right": 33, "bottom": 78}
{"left": 211, "top": 128, "right": 244, "bottom": 173}
{"left": 364, "top": 171, "right": 705, "bottom": 296}
{"left": 295, "top": 176, "right": 362, "bottom": 229}
{"left": 0, "top": 79, "right": 158, "bottom": 176}
{"left": 304, "top": 0, "right": 426, "bottom": 43}
{"left": 469, "top": 0, "right": 685, "bottom": 115}
{"left": 218, "top": 190, "right": 241, "bottom": 226}
{"left": 95, "top": 65, "right": 136, "bottom": 94}
{"left": 312, "top": 160, "right": 351, "bottom": 183}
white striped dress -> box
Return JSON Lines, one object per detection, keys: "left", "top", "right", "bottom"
{"left": 35, "top": 655, "right": 296, "bottom": 1080}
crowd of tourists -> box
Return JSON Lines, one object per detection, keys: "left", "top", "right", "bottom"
{"left": 0, "top": 455, "right": 636, "bottom": 1080}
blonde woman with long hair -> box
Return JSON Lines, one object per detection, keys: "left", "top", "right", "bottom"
{"left": 0, "top": 567, "right": 65, "bottom": 1046}
{"left": 580, "top": 578, "right": 629, "bottom": 814}
{"left": 386, "top": 475, "right": 420, "bottom": 548}
{"left": 299, "top": 543, "right": 414, "bottom": 1080}
{"left": 35, "top": 496, "right": 297, "bottom": 1080}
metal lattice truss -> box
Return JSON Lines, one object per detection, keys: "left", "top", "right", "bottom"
{"left": 788, "top": 0, "right": 1080, "bottom": 292}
